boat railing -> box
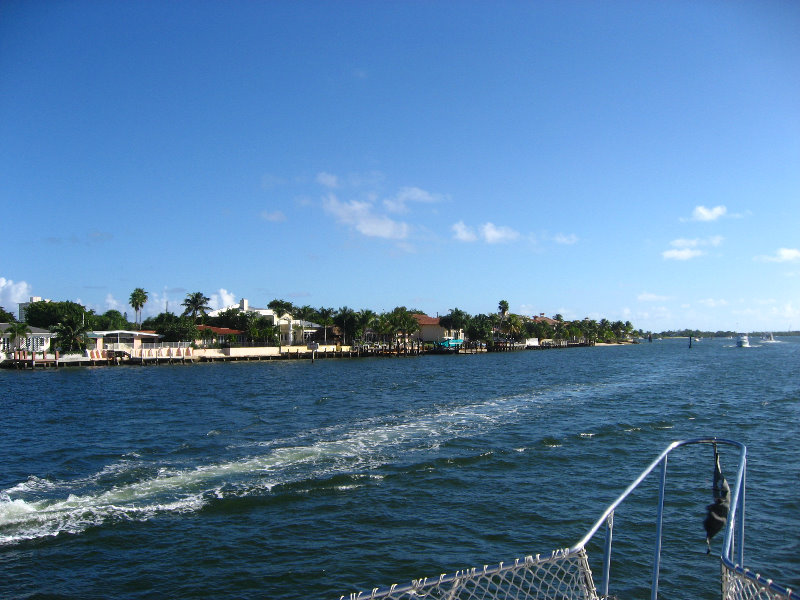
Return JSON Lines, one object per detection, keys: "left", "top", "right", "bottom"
{"left": 339, "top": 437, "right": 798, "bottom": 600}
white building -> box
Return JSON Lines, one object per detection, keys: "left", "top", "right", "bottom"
{"left": 207, "top": 298, "right": 314, "bottom": 345}
{"left": 1, "top": 323, "right": 55, "bottom": 354}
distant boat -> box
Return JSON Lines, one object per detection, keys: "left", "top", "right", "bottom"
{"left": 762, "top": 332, "right": 777, "bottom": 343}
{"left": 736, "top": 334, "right": 750, "bottom": 348}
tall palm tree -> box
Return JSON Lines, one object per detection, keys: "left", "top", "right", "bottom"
{"left": 6, "top": 321, "right": 31, "bottom": 350}
{"left": 355, "top": 309, "right": 377, "bottom": 342}
{"left": 129, "top": 288, "right": 148, "bottom": 328}
{"left": 317, "top": 307, "right": 335, "bottom": 344}
{"left": 498, "top": 300, "right": 509, "bottom": 318}
{"left": 182, "top": 292, "right": 211, "bottom": 322}
{"left": 335, "top": 306, "right": 356, "bottom": 345}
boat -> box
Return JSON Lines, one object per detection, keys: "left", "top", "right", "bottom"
{"left": 762, "top": 332, "right": 777, "bottom": 343}
{"left": 340, "top": 438, "right": 798, "bottom": 600}
{"left": 736, "top": 334, "right": 750, "bottom": 348}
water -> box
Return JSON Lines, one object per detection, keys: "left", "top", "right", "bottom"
{"left": 1, "top": 338, "right": 798, "bottom": 599}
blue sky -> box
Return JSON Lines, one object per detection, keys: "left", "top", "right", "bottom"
{"left": 1, "top": 1, "right": 798, "bottom": 332}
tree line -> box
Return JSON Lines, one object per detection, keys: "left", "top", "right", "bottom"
{"left": 2, "top": 292, "right": 639, "bottom": 352}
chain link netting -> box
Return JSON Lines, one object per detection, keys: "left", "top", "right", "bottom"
{"left": 341, "top": 548, "right": 599, "bottom": 600}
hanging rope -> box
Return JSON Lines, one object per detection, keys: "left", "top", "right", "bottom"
{"left": 704, "top": 444, "right": 731, "bottom": 554}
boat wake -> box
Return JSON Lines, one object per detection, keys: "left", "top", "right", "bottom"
{"left": 0, "top": 373, "right": 668, "bottom": 546}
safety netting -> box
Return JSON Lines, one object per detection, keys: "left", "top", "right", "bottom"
{"left": 340, "top": 548, "right": 599, "bottom": 600}
{"left": 723, "top": 563, "right": 797, "bottom": 600}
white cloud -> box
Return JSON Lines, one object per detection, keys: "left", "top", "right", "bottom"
{"left": 553, "top": 233, "right": 578, "bottom": 245}
{"left": 316, "top": 172, "right": 339, "bottom": 188}
{"left": 0, "top": 277, "right": 32, "bottom": 311}
{"left": 638, "top": 292, "right": 670, "bottom": 302}
{"left": 755, "top": 248, "right": 800, "bottom": 263}
{"left": 691, "top": 205, "right": 727, "bottom": 221}
{"left": 210, "top": 288, "right": 237, "bottom": 310}
{"left": 698, "top": 298, "right": 728, "bottom": 308}
{"left": 323, "top": 194, "right": 409, "bottom": 240}
{"left": 383, "top": 186, "right": 445, "bottom": 214}
{"left": 452, "top": 221, "right": 477, "bottom": 242}
{"left": 481, "top": 222, "right": 520, "bottom": 244}
{"left": 663, "top": 248, "right": 704, "bottom": 260}
{"left": 260, "top": 209, "right": 286, "bottom": 222}
{"left": 662, "top": 236, "right": 723, "bottom": 260}
{"left": 105, "top": 294, "right": 122, "bottom": 311}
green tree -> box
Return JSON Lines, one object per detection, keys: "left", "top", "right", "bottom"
{"left": 466, "top": 314, "right": 493, "bottom": 345}
{"left": 24, "top": 300, "right": 86, "bottom": 329}
{"left": 0, "top": 306, "right": 17, "bottom": 322}
{"left": 129, "top": 288, "right": 148, "bottom": 327}
{"left": 268, "top": 299, "right": 295, "bottom": 316}
{"left": 439, "top": 307, "right": 470, "bottom": 338}
{"left": 181, "top": 292, "right": 211, "bottom": 321}
{"left": 6, "top": 321, "right": 31, "bottom": 349}
{"left": 93, "top": 309, "right": 131, "bottom": 330}
{"left": 317, "top": 306, "right": 335, "bottom": 344}
{"left": 145, "top": 312, "right": 198, "bottom": 342}
{"left": 335, "top": 306, "right": 356, "bottom": 344}
{"left": 498, "top": 300, "right": 509, "bottom": 317}
{"left": 51, "top": 316, "right": 90, "bottom": 352}
{"left": 354, "top": 309, "right": 377, "bottom": 342}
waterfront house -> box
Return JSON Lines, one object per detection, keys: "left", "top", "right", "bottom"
{"left": 196, "top": 325, "right": 246, "bottom": 347}
{"left": 412, "top": 314, "right": 464, "bottom": 344}
{"left": 207, "top": 298, "right": 317, "bottom": 345}
{"left": 89, "top": 330, "right": 161, "bottom": 354}
{"left": 0, "top": 323, "right": 54, "bottom": 353}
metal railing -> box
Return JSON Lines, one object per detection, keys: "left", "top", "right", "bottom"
{"left": 340, "top": 438, "right": 798, "bottom": 600}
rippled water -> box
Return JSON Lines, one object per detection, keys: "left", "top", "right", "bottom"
{"left": 1, "top": 338, "right": 798, "bottom": 598}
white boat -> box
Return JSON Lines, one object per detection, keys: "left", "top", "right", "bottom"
{"left": 341, "top": 438, "right": 799, "bottom": 600}
{"left": 736, "top": 334, "right": 750, "bottom": 347}
{"left": 762, "top": 332, "right": 777, "bottom": 343}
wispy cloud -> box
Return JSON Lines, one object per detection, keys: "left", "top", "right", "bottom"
{"left": 688, "top": 205, "right": 727, "bottom": 221}
{"left": 105, "top": 293, "right": 122, "bottom": 311}
{"left": 452, "top": 221, "right": 477, "bottom": 242}
{"left": 553, "top": 233, "right": 578, "bottom": 245}
{"left": 755, "top": 248, "right": 800, "bottom": 263}
{"left": 451, "top": 221, "right": 521, "bottom": 244}
{"left": 260, "top": 209, "right": 286, "bottom": 222}
{"left": 638, "top": 292, "right": 670, "bottom": 302}
{"left": 698, "top": 298, "right": 728, "bottom": 308}
{"left": 481, "top": 222, "right": 520, "bottom": 244}
{"left": 383, "top": 186, "right": 446, "bottom": 214}
{"left": 323, "top": 194, "right": 409, "bottom": 240}
{"left": 316, "top": 172, "right": 339, "bottom": 188}
{"left": 662, "top": 236, "right": 723, "bottom": 260}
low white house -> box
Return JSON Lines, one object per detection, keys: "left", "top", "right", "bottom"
{"left": 0, "top": 323, "right": 54, "bottom": 353}
{"left": 88, "top": 330, "right": 161, "bottom": 354}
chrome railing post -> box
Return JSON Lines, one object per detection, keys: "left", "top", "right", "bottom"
{"left": 651, "top": 455, "right": 668, "bottom": 600}
{"left": 601, "top": 511, "right": 614, "bottom": 597}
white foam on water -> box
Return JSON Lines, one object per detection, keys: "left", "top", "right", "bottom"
{"left": 2, "top": 390, "right": 546, "bottom": 545}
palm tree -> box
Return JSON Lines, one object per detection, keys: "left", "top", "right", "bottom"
{"left": 335, "top": 306, "right": 356, "bottom": 345}
{"left": 295, "top": 305, "right": 318, "bottom": 343}
{"left": 52, "top": 316, "right": 90, "bottom": 353}
{"left": 355, "top": 309, "right": 377, "bottom": 342}
{"left": 498, "top": 300, "right": 509, "bottom": 318}
{"left": 182, "top": 292, "right": 211, "bottom": 322}
{"left": 317, "top": 307, "right": 335, "bottom": 344}
{"left": 6, "top": 321, "right": 31, "bottom": 350}
{"left": 268, "top": 299, "right": 295, "bottom": 316}
{"left": 129, "top": 288, "right": 148, "bottom": 328}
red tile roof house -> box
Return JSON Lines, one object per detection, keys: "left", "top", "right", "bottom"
{"left": 412, "top": 314, "right": 464, "bottom": 343}
{"left": 196, "top": 325, "right": 246, "bottom": 347}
